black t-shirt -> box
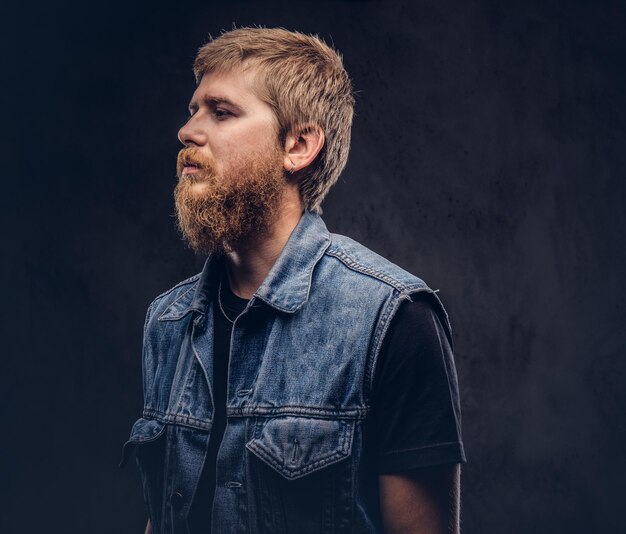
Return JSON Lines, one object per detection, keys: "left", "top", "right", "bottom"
{"left": 188, "top": 267, "right": 465, "bottom": 531}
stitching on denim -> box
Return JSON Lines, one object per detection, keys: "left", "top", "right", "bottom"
{"left": 254, "top": 235, "right": 331, "bottom": 313}
{"left": 364, "top": 295, "right": 397, "bottom": 400}
{"left": 325, "top": 247, "right": 426, "bottom": 293}
{"left": 142, "top": 409, "right": 211, "bottom": 430}
{"left": 172, "top": 353, "right": 198, "bottom": 416}
{"left": 157, "top": 284, "right": 198, "bottom": 320}
{"left": 253, "top": 294, "right": 299, "bottom": 314}
{"left": 152, "top": 273, "right": 202, "bottom": 303}
{"left": 365, "top": 287, "right": 438, "bottom": 400}
{"left": 301, "top": 234, "right": 331, "bottom": 308}
{"left": 187, "top": 423, "right": 213, "bottom": 516}
{"left": 141, "top": 302, "right": 157, "bottom": 404}
{"left": 248, "top": 442, "right": 350, "bottom": 479}
{"left": 190, "top": 317, "right": 214, "bottom": 414}
{"left": 246, "top": 420, "right": 354, "bottom": 479}
{"left": 125, "top": 419, "right": 167, "bottom": 445}
{"left": 227, "top": 406, "right": 367, "bottom": 420}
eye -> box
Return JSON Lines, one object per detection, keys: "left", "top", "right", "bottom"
{"left": 212, "top": 107, "right": 232, "bottom": 120}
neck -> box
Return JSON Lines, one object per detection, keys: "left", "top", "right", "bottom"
{"left": 224, "top": 189, "right": 304, "bottom": 300}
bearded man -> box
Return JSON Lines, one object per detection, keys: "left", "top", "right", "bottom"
{"left": 121, "top": 27, "right": 466, "bottom": 534}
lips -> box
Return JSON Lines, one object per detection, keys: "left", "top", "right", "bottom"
{"left": 177, "top": 149, "right": 211, "bottom": 176}
{"left": 181, "top": 161, "right": 201, "bottom": 174}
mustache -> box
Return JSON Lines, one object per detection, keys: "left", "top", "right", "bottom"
{"left": 176, "top": 147, "right": 217, "bottom": 175}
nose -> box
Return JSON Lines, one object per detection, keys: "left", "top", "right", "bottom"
{"left": 177, "top": 116, "right": 206, "bottom": 147}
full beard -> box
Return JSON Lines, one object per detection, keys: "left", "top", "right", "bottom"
{"left": 174, "top": 146, "right": 286, "bottom": 256}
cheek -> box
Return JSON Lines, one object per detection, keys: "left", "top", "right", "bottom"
{"left": 211, "top": 131, "right": 249, "bottom": 159}
{"left": 233, "top": 116, "right": 280, "bottom": 147}
{"left": 211, "top": 117, "right": 281, "bottom": 165}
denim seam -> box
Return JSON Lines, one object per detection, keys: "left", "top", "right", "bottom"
{"left": 324, "top": 248, "right": 425, "bottom": 293}
{"left": 364, "top": 287, "right": 439, "bottom": 401}
{"left": 141, "top": 301, "right": 156, "bottom": 405}
{"left": 364, "top": 294, "right": 400, "bottom": 402}
{"left": 246, "top": 421, "right": 353, "bottom": 479}
{"left": 122, "top": 432, "right": 163, "bottom": 449}
{"left": 298, "top": 233, "right": 331, "bottom": 311}
{"left": 157, "top": 284, "right": 199, "bottom": 321}
{"left": 227, "top": 406, "right": 367, "bottom": 419}
{"left": 254, "top": 235, "right": 331, "bottom": 313}
{"left": 142, "top": 409, "right": 211, "bottom": 430}
{"left": 190, "top": 316, "right": 214, "bottom": 419}
{"left": 152, "top": 273, "right": 202, "bottom": 303}
{"left": 248, "top": 442, "right": 350, "bottom": 479}
{"left": 172, "top": 352, "right": 198, "bottom": 417}
{"left": 126, "top": 424, "right": 167, "bottom": 445}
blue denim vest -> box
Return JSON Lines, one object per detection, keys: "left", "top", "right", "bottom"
{"left": 121, "top": 211, "right": 452, "bottom": 533}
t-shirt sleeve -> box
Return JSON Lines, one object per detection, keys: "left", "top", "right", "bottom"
{"left": 369, "top": 293, "right": 466, "bottom": 474}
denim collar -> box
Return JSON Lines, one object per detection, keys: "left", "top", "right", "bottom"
{"left": 160, "top": 211, "right": 331, "bottom": 320}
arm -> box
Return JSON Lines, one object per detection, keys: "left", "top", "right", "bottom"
{"left": 144, "top": 519, "right": 152, "bottom": 534}
{"left": 379, "top": 463, "right": 461, "bottom": 534}
{"left": 373, "top": 296, "right": 465, "bottom": 533}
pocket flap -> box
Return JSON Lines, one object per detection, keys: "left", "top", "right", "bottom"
{"left": 119, "top": 417, "right": 166, "bottom": 467}
{"left": 245, "top": 417, "right": 354, "bottom": 480}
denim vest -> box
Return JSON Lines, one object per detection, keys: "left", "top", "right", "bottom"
{"left": 121, "top": 211, "right": 452, "bottom": 533}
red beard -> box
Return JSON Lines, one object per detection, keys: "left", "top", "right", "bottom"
{"left": 174, "top": 145, "right": 286, "bottom": 256}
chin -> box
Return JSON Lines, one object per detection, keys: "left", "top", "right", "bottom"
{"left": 189, "top": 181, "right": 211, "bottom": 194}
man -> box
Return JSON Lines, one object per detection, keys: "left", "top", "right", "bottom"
{"left": 121, "top": 27, "right": 466, "bottom": 534}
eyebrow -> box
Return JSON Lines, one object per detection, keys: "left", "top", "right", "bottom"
{"left": 188, "top": 95, "right": 243, "bottom": 114}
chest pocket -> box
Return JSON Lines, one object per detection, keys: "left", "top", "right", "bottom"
{"left": 245, "top": 416, "right": 354, "bottom": 479}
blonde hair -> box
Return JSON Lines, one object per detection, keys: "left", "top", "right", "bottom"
{"left": 193, "top": 27, "right": 355, "bottom": 214}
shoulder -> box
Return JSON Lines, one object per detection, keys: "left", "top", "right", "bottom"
{"left": 146, "top": 272, "right": 202, "bottom": 318}
{"left": 322, "top": 232, "right": 453, "bottom": 345}
{"left": 324, "top": 232, "right": 429, "bottom": 294}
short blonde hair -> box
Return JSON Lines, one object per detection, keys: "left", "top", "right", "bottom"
{"left": 193, "top": 27, "right": 355, "bottom": 214}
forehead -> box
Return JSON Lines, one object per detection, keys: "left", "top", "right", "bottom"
{"left": 189, "top": 67, "right": 266, "bottom": 109}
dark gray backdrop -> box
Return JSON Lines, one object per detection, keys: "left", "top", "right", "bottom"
{"left": 5, "top": 1, "right": 625, "bottom": 533}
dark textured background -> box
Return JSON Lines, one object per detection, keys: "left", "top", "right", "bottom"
{"left": 4, "top": 1, "right": 625, "bottom": 532}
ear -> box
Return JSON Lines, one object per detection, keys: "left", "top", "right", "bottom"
{"left": 283, "top": 125, "right": 325, "bottom": 174}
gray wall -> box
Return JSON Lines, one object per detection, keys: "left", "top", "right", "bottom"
{"left": 5, "top": 1, "right": 625, "bottom": 532}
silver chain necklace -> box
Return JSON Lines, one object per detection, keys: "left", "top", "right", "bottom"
{"left": 217, "top": 277, "right": 237, "bottom": 324}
